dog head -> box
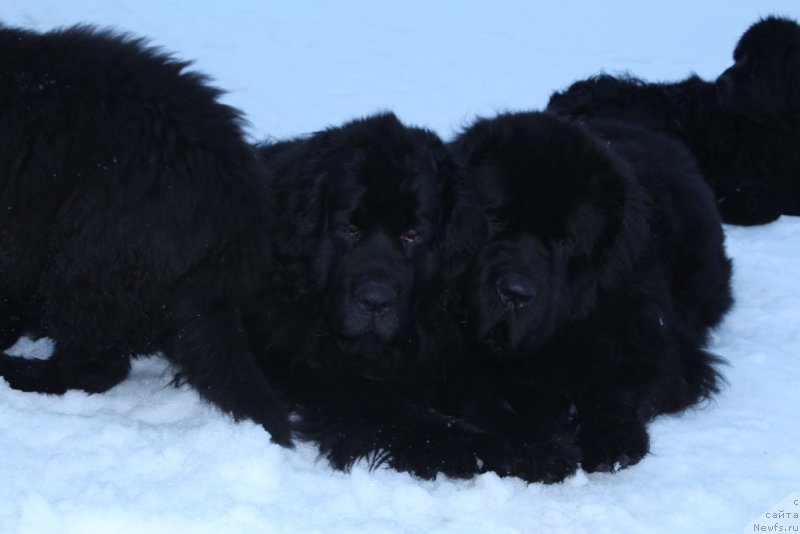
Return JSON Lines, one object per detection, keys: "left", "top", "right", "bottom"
{"left": 451, "top": 112, "right": 647, "bottom": 355}
{"left": 264, "top": 113, "right": 476, "bottom": 371}
{"left": 716, "top": 16, "right": 800, "bottom": 120}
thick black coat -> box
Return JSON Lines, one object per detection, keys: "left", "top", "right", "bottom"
{"left": 548, "top": 16, "right": 800, "bottom": 226}
{"left": 0, "top": 25, "right": 291, "bottom": 444}
{"left": 244, "top": 113, "right": 502, "bottom": 480}
{"left": 448, "top": 112, "right": 733, "bottom": 481}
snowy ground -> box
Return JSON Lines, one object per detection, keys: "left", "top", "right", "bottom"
{"left": 2, "top": 1, "right": 799, "bottom": 533}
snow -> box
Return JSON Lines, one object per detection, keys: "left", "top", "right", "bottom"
{"left": 2, "top": 1, "right": 799, "bottom": 532}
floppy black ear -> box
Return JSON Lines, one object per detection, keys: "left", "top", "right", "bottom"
{"left": 449, "top": 117, "right": 504, "bottom": 171}
{"left": 553, "top": 125, "right": 647, "bottom": 297}
{"left": 589, "top": 163, "right": 650, "bottom": 295}
{"left": 785, "top": 40, "right": 800, "bottom": 112}
{"left": 436, "top": 144, "right": 487, "bottom": 281}
{"left": 261, "top": 136, "right": 329, "bottom": 264}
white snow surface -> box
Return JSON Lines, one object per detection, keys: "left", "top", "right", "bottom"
{"left": 2, "top": 1, "right": 799, "bottom": 532}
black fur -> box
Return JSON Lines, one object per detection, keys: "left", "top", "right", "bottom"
{"left": 0, "top": 25, "right": 291, "bottom": 445}
{"left": 244, "top": 113, "right": 503, "bottom": 480}
{"left": 448, "top": 112, "right": 733, "bottom": 480}
{"left": 548, "top": 16, "right": 800, "bottom": 225}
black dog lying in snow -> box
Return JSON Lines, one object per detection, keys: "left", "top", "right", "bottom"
{"left": 0, "top": 25, "right": 291, "bottom": 445}
{"left": 548, "top": 16, "right": 800, "bottom": 226}
{"left": 447, "top": 112, "right": 733, "bottom": 480}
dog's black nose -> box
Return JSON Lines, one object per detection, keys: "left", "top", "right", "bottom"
{"left": 715, "top": 73, "right": 733, "bottom": 96}
{"left": 498, "top": 273, "right": 537, "bottom": 308}
{"left": 354, "top": 281, "right": 397, "bottom": 315}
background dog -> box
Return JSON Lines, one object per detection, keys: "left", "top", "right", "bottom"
{"left": 548, "top": 16, "right": 800, "bottom": 226}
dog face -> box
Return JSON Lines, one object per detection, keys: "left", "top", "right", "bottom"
{"left": 452, "top": 112, "right": 645, "bottom": 355}
{"left": 716, "top": 16, "right": 800, "bottom": 119}
{"left": 319, "top": 126, "right": 445, "bottom": 343}
{"left": 266, "top": 113, "right": 462, "bottom": 358}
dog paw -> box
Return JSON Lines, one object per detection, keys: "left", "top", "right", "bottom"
{"left": 717, "top": 187, "right": 780, "bottom": 226}
{"left": 387, "top": 428, "right": 510, "bottom": 480}
{"left": 510, "top": 434, "right": 581, "bottom": 483}
{"left": 578, "top": 418, "right": 649, "bottom": 474}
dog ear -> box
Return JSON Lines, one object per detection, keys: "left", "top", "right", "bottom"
{"left": 435, "top": 145, "right": 487, "bottom": 281}
{"left": 589, "top": 164, "right": 650, "bottom": 295}
{"left": 449, "top": 117, "right": 502, "bottom": 170}
{"left": 784, "top": 37, "right": 800, "bottom": 112}
{"left": 261, "top": 136, "right": 329, "bottom": 263}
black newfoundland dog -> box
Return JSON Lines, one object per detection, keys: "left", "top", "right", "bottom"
{"left": 243, "top": 113, "right": 510, "bottom": 480}
{"left": 0, "top": 25, "right": 291, "bottom": 445}
{"left": 548, "top": 16, "right": 800, "bottom": 226}
{"left": 448, "top": 112, "right": 733, "bottom": 479}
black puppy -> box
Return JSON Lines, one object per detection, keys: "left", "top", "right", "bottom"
{"left": 244, "top": 113, "right": 501, "bottom": 480}
{"left": 449, "top": 112, "right": 733, "bottom": 478}
{"left": 0, "top": 25, "right": 290, "bottom": 444}
{"left": 548, "top": 16, "right": 800, "bottom": 225}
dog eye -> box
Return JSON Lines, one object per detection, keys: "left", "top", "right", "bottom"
{"left": 487, "top": 218, "right": 505, "bottom": 234}
{"left": 401, "top": 229, "right": 419, "bottom": 244}
{"left": 344, "top": 223, "right": 361, "bottom": 238}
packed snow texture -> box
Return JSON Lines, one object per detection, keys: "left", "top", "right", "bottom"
{"left": 2, "top": 1, "right": 799, "bottom": 532}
